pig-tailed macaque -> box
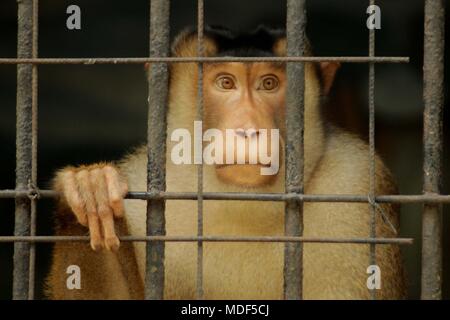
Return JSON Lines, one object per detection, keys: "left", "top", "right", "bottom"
{"left": 46, "top": 26, "right": 406, "bottom": 299}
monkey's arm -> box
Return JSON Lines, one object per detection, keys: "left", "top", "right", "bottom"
{"left": 45, "top": 164, "right": 144, "bottom": 299}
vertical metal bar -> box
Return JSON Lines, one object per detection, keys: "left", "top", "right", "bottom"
{"left": 368, "top": 0, "right": 377, "bottom": 301}
{"left": 13, "top": 0, "right": 33, "bottom": 300}
{"left": 28, "top": 0, "right": 39, "bottom": 300}
{"left": 284, "top": 0, "right": 306, "bottom": 300}
{"left": 421, "top": 0, "right": 445, "bottom": 300}
{"left": 196, "top": 0, "right": 205, "bottom": 300}
{"left": 146, "top": 0, "right": 170, "bottom": 300}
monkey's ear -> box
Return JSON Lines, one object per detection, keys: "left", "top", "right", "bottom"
{"left": 272, "top": 37, "right": 313, "bottom": 57}
{"left": 171, "top": 29, "right": 218, "bottom": 58}
{"left": 272, "top": 37, "right": 287, "bottom": 56}
{"left": 318, "top": 61, "right": 340, "bottom": 95}
{"left": 273, "top": 37, "right": 340, "bottom": 95}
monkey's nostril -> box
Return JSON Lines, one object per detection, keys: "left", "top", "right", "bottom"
{"left": 235, "top": 128, "right": 246, "bottom": 138}
{"left": 248, "top": 129, "right": 259, "bottom": 138}
{"left": 235, "top": 128, "right": 259, "bottom": 138}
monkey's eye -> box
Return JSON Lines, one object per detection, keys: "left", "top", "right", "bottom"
{"left": 216, "top": 76, "right": 236, "bottom": 90}
{"left": 260, "top": 76, "right": 279, "bottom": 91}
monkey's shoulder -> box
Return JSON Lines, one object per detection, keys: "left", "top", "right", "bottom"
{"left": 313, "top": 127, "right": 397, "bottom": 195}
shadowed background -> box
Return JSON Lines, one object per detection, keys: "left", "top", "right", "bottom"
{"left": 0, "top": 0, "right": 449, "bottom": 299}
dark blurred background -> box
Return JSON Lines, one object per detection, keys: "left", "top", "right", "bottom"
{"left": 0, "top": 0, "right": 448, "bottom": 299}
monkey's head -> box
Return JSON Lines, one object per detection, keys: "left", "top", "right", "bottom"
{"left": 168, "top": 26, "right": 339, "bottom": 188}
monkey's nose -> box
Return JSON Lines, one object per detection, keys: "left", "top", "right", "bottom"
{"left": 235, "top": 128, "right": 259, "bottom": 139}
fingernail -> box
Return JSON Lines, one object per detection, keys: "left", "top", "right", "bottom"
{"left": 90, "top": 241, "right": 103, "bottom": 251}
{"left": 105, "top": 237, "right": 120, "bottom": 252}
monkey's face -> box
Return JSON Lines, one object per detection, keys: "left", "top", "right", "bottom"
{"left": 203, "top": 62, "right": 286, "bottom": 187}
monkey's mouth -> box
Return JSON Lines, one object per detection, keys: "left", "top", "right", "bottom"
{"left": 214, "top": 163, "right": 280, "bottom": 187}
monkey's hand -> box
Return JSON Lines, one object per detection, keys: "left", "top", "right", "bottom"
{"left": 53, "top": 164, "right": 128, "bottom": 252}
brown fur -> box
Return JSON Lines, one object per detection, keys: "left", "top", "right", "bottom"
{"left": 45, "top": 30, "right": 406, "bottom": 299}
{"left": 45, "top": 203, "right": 143, "bottom": 299}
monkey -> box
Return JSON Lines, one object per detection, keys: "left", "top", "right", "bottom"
{"left": 45, "top": 26, "right": 406, "bottom": 300}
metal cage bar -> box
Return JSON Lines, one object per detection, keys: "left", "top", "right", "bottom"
{"left": 145, "top": 0, "right": 170, "bottom": 300}
{"left": 0, "top": 56, "right": 409, "bottom": 64}
{"left": 284, "top": 0, "right": 306, "bottom": 300}
{"left": 368, "top": 0, "right": 377, "bottom": 300}
{"left": 13, "top": 0, "right": 35, "bottom": 301}
{"left": 196, "top": 0, "right": 205, "bottom": 300}
{"left": 0, "top": 235, "right": 414, "bottom": 244}
{"left": 28, "top": 0, "right": 39, "bottom": 301}
{"left": 1, "top": 189, "right": 449, "bottom": 203}
{"left": 421, "top": 0, "right": 445, "bottom": 300}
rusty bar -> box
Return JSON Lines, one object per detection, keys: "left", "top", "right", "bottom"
{"left": 284, "top": 0, "right": 306, "bottom": 300}
{"left": 28, "top": 0, "right": 39, "bottom": 301}
{"left": 0, "top": 235, "right": 414, "bottom": 245}
{"left": 13, "top": 0, "right": 34, "bottom": 300}
{"left": 3, "top": 189, "right": 450, "bottom": 204}
{"left": 0, "top": 56, "right": 410, "bottom": 64}
{"left": 421, "top": 0, "right": 445, "bottom": 300}
{"left": 196, "top": 0, "right": 205, "bottom": 300}
{"left": 146, "top": 0, "right": 170, "bottom": 300}
{"left": 368, "top": 0, "right": 377, "bottom": 300}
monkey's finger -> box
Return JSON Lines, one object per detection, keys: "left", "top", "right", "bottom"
{"left": 90, "top": 168, "right": 120, "bottom": 251}
{"left": 87, "top": 214, "right": 104, "bottom": 251}
{"left": 90, "top": 167, "right": 112, "bottom": 218}
{"left": 77, "top": 170, "right": 104, "bottom": 251}
{"left": 76, "top": 169, "right": 98, "bottom": 220}
{"left": 104, "top": 166, "right": 126, "bottom": 218}
{"left": 61, "top": 170, "right": 88, "bottom": 227}
{"left": 101, "top": 212, "right": 120, "bottom": 252}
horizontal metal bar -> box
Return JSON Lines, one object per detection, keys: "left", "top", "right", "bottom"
{"left": 0, "top": 235, "right": 413, "bottom": 245}
{"left": 1, "top": 189, "right": 450, "bottom": 204}
{"left": 0, "top": 56, "right": 409, "bottom": 65}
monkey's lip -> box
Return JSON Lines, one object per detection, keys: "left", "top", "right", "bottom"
{"left": 215, "top": 163, "right": 272, "bottom": 169}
